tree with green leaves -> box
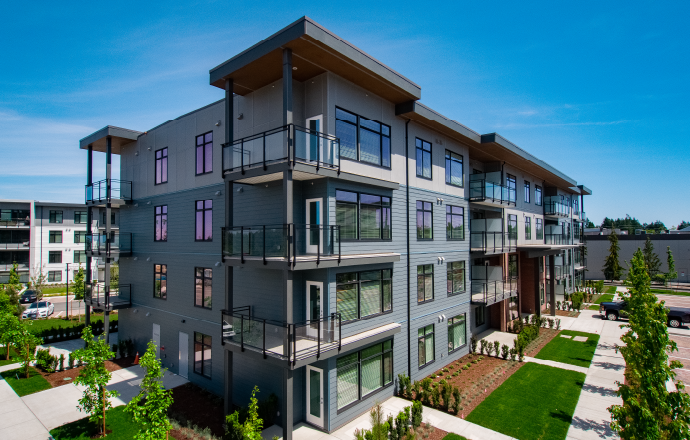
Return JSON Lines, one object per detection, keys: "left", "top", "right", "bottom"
{"left": 29, "top": 266, "right": 48, "bottom": 301}
{"left": 15, "top": 322, "right": 42, "bottom": 378}
{"left": 677, "top": 221, "right": 690, "bottom": 231}
{"left": 608, "top": 249, "right": 690, "bottom": 438}
{"left": 643, "top": 236, "right": 662, "bottom": 277}
{"left": 73, "top": 326, "right": 119, "bottom": 437}
{"left": 110, "top": 263, "right": 119, "bottom": 289}
{"left": 603, "top": 231, "right": 624, "bottom": 281}
{"left": 0, "top": 312, "right": 22, "bottom": 361}
{"left": 665, "top": 246, "right": 677, "bottom": 285}
{"left": 226, "top": 386, "right": 263, "bottom": 440}
{"left": 585, "top": 219, "right": 595, "bottom": 228}
{"left": 125, "top": 341, "right": 173, "bottom": 440}
{"left": 1, "top": 263, "right": 23, "bottom": 316}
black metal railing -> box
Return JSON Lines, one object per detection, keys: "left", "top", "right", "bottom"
{"left": 221, "top": 307, "right": 341, "bottom": 364}
{"left": 471, "top": 276, "right": 518, "bottom": 305}
{"left": 544, "top": 201, "right": 570, "bottom": 217}
{"left": 221, "top": 224, "right": 340, "bottom": 265}
{"left": 468, "top": 179, "right": 516, "bottom": 205}
{"left": 85, "top": 179, "right": 132, "bottom": 204}
{"left": 470, "top": 231, "right": 517, "bottom": 254}
{"left": 84, "top": 283, "right": 131, "bottom": 309}
{"left": 85, "top": 232, "right": 132, "bottom": 255}
{"left": 222, "top": 124, "right": 340, "bottom": 174}
{"left": 0, "top": 218, "right": 30, "bottom": 227}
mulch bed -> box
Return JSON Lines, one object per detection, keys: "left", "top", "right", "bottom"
{"left": 415, "top": 424, "right": 448, "bottom": 440}
{"left": 556, "top": 310, "right": 581, "bottom": 318}
{"left": 36, "top": 359, "right": 124, "bottom": 388}
{"left": 169, "top": 383, "right": 226, "bottom": 439}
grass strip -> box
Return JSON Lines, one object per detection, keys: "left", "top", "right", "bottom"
{"left": 0, "top": 347, "right": 20, "bottom": 366}
{"left": 651, "top": 289, "right": 690, "bottom": 296}
{"left": 594, "top": 294, "right": 614, "bottom": 304}
{"left": 535, "top": 330, "right": 600, "bottom": 368}
{"left": 605, "top": 286, "right": 617, "bottom": 294}
{"left": 0, "top": 367, "right": 52, "bottom": 396}
{"left": 50, "top": 406, "right": 139, "bottom": 439}
{"left": 442, "top": 434, "right": 469, "bottom": 440}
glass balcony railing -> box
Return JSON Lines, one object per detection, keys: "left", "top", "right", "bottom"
{"left": 85, "top": 232, "right": 132, "bottom": 255}
{"left": 0, "top": 218, "right": 30, "bottom": 227}
{"left": 85, "top": 179, "right": 132, "bottom": 204}
{"left": 222, "top": 124, "right": 340, "bottom": 174}
{"left": 85, "top": 283, "right": 131, "bottom": 310}
{"left": 470, "top": 231, "right": 517, "bottom": 254}
{"left": 544, "top": 201, "right": 571, "bottom": 217}
{"left": 471, "top": 277, "right": 518, "bottom": 306}
{"left": 468, "top": 179, "right": 516, "bottom": 205}
{"left": 544, "top": 233, "right": 571, "bottom": 245}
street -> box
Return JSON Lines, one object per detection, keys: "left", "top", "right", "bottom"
{"left": 25, "top": 295, "right": 84, "bottom": 317}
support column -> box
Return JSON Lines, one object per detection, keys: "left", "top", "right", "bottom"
{"left": 104, "top": 136, "right": 112, "bottom": 344}
{"left": 223, "top": 78, "right": 235, "bottom": 416}
{"left": 282, "top": 369, "right": 294, "bottom": 440}
{"left": 283, "top": 49, "right": 293, "bottom": 127}
{"left": 534, "top": 257, "right": 541, "bottom": 317}
{"left": 549, "top": 254, "right": 556, "bottom": 316}
{"left": 85, "top": 145, "right": 93, "bottom": 327}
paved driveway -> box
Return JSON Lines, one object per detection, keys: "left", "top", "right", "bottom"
{"left": 656, "top": 294, "right": 690, "bottom": 389}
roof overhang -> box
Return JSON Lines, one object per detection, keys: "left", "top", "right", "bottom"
{"left": 395, "top": 101, "right": 481, "bottom": 145}
{"left": 577, "top": 184, "right": 593, "bottom": 196}
{"left": 209, "top": 16, "right": 421, "bottom": 104}
{"left": 79, "top": 126, "right": 142, "bottom": 154}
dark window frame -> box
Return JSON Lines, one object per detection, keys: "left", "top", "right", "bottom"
{"left": 48, "top": 271, "right": 62, "bottom": 282}
{"left": 195, "top": 132, "right": 213, "bottom": 176}
{"left": 415, "top": 138, "right": 432, "bottom": 180}
{"left": 416, "top": 201, "right": 433, "bottom": 240}
{"left": 336, "top": 269, "right": 393, "bottom": 323}
{"left": 447, "top": 313, "right": 467, "bottom": 354}
{"left": 445, "top": 205, "right": 465, "bottom": 240}
{"left": 525, "top": 216, "right": 532, "bottom": 240}
{"left": 49, "top": 210, "right": 63, "bottom": 224}
{"left": 74, "top": 231, "right": 87, "bottom": 243}
{"left": 535, "top": 185, "right": 543, "bottom": 206}
{"left": 506, "top": 174, "right": 517, "bottom": 203}
{"left": 74, "top": 211, "right": 88, "bottom": 224}
{"left": 73, "top": 250, "right": 86, "bottom": 264}
{"left": 194, "top": 332, "right": 212, "bottom": 378}
{"left": 194, "top": 267, "right": 213, "bottom": 310}
{"left": 536, "top": 218, "right": 544, "bottom": 240}
{"left": 447, "top": 261, "right": 466, "bottom": 296}
{"left": 507, "top": 214, "right": 518, "bottom": 237}
{"left": 155, "top": 147, "right": 168, "bottom": 184}
{"left": 445, "top": 150, "right": 464, "bottom": 187}
{"left": 195, "top": 200, "right": 213, "bottom": 242}
{"left": 524, "top": 181, "right": 531, "bottom": 204}
{"left": 417, "top": 264, "right": 434, "bottom": 303}
{"left": 335, "top": 340, "right": 393, "bottom": 411}
{"left": 154, "top": 205, "right": 168, "bottom": 242}
{"left": 418, "top": 324, "right": 435, "bottom": 368}
{"left": 48, "top": 251, "right": 62, "bottom": 264}
{"left": 48, "top": 231, "right": 62, "bottom": 243}
{"left": 335, "top": 107, "right": 391, "bottom": 168}
{"left": 336, "top": 190, "right": 392, "bottom": 242}
{"left": 154, "top": 263, "right": 167, "bottom": 300}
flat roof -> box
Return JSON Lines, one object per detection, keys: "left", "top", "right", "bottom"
{"left": 79, "top": 126, "right": 143, "bottom": 154}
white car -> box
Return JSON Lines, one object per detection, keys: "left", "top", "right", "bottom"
{"left": 22, "top": 301, "right": 54, "bottom": 319}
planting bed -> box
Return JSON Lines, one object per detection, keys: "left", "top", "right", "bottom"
{"left": 36, "top": 359, "right": 123, "bottom": 388}
{"left": 169, "top": 383, "right": 226, "bottom": 439}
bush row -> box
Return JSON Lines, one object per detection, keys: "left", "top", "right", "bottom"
{"left": 31, "top": 319, "right": 118, "bottom": 342}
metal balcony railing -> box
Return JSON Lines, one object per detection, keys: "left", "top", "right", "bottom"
{"left": 221, "top": 224, "right": 340, "bottom": 265}
{"left": 85, "top": 179, "right": 132, "bottom": 204}
{"left": 544, "top": 201, "right": 571, "bottom": 217}
{"left": 85, "top": 232, "right": 132, "bottom": 255}
{"left": 471, "top": 277, "right": 518, "bottom": 306}
{"left": 544, "top": 233, "right": 571, "bottom": 245}
{"left": 85, "top": 283, "right": 131, "bottom": 310}
{"left": 468, "top": 179, "right": 516, "bottom": 205}
{"left": 221, "top": 307, "right": 341, "bottom": 364}
{"left": 546, "top": 265, "right": 567, "bottom": 280}
{"left": 0, "top": 218, "right": 30, "bottom": 227}
{"left": 222, "top": 124, "right": 340, "bottom": 174}
{"left": 0, "top": 242, "right": 30, "bottom": 250}
{"left": 470, "top": 231, "right": 517, "bottom": 254}
{"left": 0, "top": 262, "right": 29, "bottom": 271}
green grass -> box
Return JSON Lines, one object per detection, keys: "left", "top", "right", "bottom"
{"left": 535, "top": 330, "right": 600, "bottom": 368}
{"left": 24, "top": 313, "right": 117, "bottom": 334}
{"left": 588, "top": 304, "right": 601, "bottom": 311}
{"left": 605, "top": 286, "right": 617, "bottom": 294}
{"left": 442, "top": 434, "right": 468, "bottom": 440}
{"left": 594, "top": 294, "right": 614, "bottom": 304}
{"left": 0, "top": 367, "right": 52, "bottom": 396}
{"left": 41, "top": 286, "right": 69, "bottom": 295}
{"left": 466, "top": 363, "right": 585, "bottom": 440}
{"left": 651, "top": 289, "right": 690, "bottom": 296}
{"left": 0, "top": 347, "right": 20, "bottom": 366}
{"left": 50, "top": 406, "right": 139, "bottom": 439}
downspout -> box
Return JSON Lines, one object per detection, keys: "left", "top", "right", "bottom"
{"left": 405, "top": 118, "right": 411, "bottom": 377}
{"left": 40, "top": 205, "right": 43, "bottom": 269}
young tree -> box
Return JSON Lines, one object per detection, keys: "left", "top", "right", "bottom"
{"left": 30, "top": 266, "right": 48, "bottom": 301}
{"left": 226, "top": 386, "right": 263, "bottom": 440}
{"left": 608, "top": 249, "right": 690, "bottom": 438}
{"left": 0, "top": 312, "right": 22, "bottom": 360}
{"left": 15, "top": 323, "right": 42, "bottom": 378}
{"left": 2, "top": 263, "right": 23, "bottom": 316}
{"left": 110, "top": 263, "right": 119, "bottom": 289}
{"left": 666, "top": 246, "right": 678, "bottom": 285}
{"left": 73, "top": 326, "right": 119, "bottom": 437}
{"left": 603, "top": 232, "right": 624, "bottom": 281}
{"left": 643, "top": 236, "right": 662, "bottom": 277}
{"left": 125, "top": 341, "right": 173, "bottom": 440}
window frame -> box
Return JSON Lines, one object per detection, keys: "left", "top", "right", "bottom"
{"left": 154, "top": 205, "right": 168, "bottom": 242}
{"left": 73, "top": 250, "right": 86, "bottom": 264}
{"left": 417, "top": 264, "right": 434, "bottom": 303}
{"left": 49, "top": 210, "right": 63, "bottom": 224}
{"left": 447, "top": 314, "right": 467, "bottom": 354}
{"left": 48, "top": 231, "right": 62, "bottom": 244}
{"left": 418, "top": 324, "right": 435, "bottom": 368}
{"left": 445, "top": 205, "right": 465, "bottom": 240}
{"left": 48, "top": 271, "right": 62, "bottom": 282}
{"left": 74, "top": 211, "right": 88, "bottom": 224}
{"left": 194, "top": 267, "right": 213, "bottom": 310}
{"left": 535, "top": 185, "right": 543, "bottom": 206}
{"left": 524, "top": 181, "right": 531, "bottom": 203}
{"left": 336, "top": 340, "right": 393, "bottom": 411}
{"left": 445, "top": 150, "right": 464, "bottom": 187}
{"left": 507, "top": 214, "right": 518, "bottom": 237}
{"left": 154, "top": 264, "right": 167, "bottom": 300}
{"left": 415, "top": 138, "right": 432, "bottom": 180}
{"left": 335, "top": 107, "right": 391, "bottom": 168}
{"left": 416, "top": 201, "right": 433, "bottom": 240}
{"left": 48, "top": 251, "right": 62, "bottom": 264}
{"left": 525, "top": 216, "right": 532, "bottom": 240}
{"left": 193, "top": 332, "right": 212, "bottom": 378}
{"left": 506, "top": 174, "right": 517, "bottom": 203}
{"left": 446, "top": 261, "right": 466, "bottom": 296}
{"left": 336, "top": 269, "right": 393, "bottom": 323}
{"left": 74, "top": 231, "right": 87, "bottom": 243}
{"left": 536, "top": 218, "right": 544, "bottom": 240}
{"left": 155, "top": 147, "right": 168, "bottom": 185}
{"left": 195, "top": 131, "right": 213, "bottom": 176}
{"left": 195, "top": 200, "right": 213, "bottom": 242}
{"left": 336, "top": 190, "right": 392, "bottom": 242}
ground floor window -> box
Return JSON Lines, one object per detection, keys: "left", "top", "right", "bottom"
{"left": 447, "top": 314, "right": 466, "bottom": 353}
{"left": 336, "top": 341, "right": 393, "bottom": 409}
{"left": 475, "top": 305, "right": 486, "bottom": 326}
{"left": 418, "top": 324, "right": 435, "bottom": 367}
{"left": 48, "top": 271, "right": 61, "bottom": 282}
{"left": 540, "top": 283, "right": 545, "bottom": 305}
{"left": 194, "top": 332, "right": 212, "bottom": 378}
{"left": 508, "top": 297, "right": 519, "bottom": 321}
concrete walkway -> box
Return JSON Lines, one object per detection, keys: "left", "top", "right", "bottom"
{"left": 524, "top": 356, "right": 589, "bottom": 375}
{"left": 0, "top": 376, "right": 51, "bottom": 440}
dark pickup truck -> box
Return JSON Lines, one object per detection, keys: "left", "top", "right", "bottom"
{"left": 600, "top": 301, "right": 690, "bottom": 328}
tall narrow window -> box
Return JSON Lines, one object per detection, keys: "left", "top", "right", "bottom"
{"left": 49, "top": 251, "right": 62, "bottom": 263}
{"left": 155, "top": 205, "right": 168, "bottom": 242}
{"left": 535, "top": 185, "right": 543, "bottom": 206}
{"left": 446, "top": 206, "right": 464, "bottom": 240}
{"left": 525, "top": 217, "right": 532, "bottom": 240}
{"left": 336, "top": 269, "right": 392, "bottom": 321}
{"left": 195, "top": 200, "right": 212, "bottom": 241}
{"left": 195, "top": 132, "right": 213, "bottom": 175}
{"left": 49, "top": 210, "right": 63, "bottom": 223}
{"left": 416, "top": 138, "right": 432, "bottom": 179}
{"left": 536, "top": 218, "right": 544, "bottom": 240}
{"left": 417, "top": 264, "right": 434, "bottom": 303}
{"left": 445, "top": 150, "right": 463, "bottom": 187}
{"left": 73, "top": 251, "right": 86, "bottom": 263}
{"left": 448, "top": 314, "right": 467, "bottom": 353}
{"left": 506, "top": 174, "right": 516, "bottom": 203}
{"left": 154, "top": 264, "right": 167, "bottom": 299}
{"left": 507, "top": 214, "right": 518, "bottom": 238}
{"left": 416, "top": 201, "right": 433, "bottom": 240}
{"left": 508, "top": 254, "right": 518, "bottom": 278}
{"left": 155, "top": 147, "right": 168, "bottom": 184}
{"left": 195, "top": 268, "right": 212, "bottom": 309}
{"left": 336, "top": 190, "right": 358, "bottom": 240}
{"left": 74, "top": 211, "right": 88, "bottom": 224}
{"left": 74, "top": 231, "right": 87, "bottom": 243}
{"left": 335, "top": 107, "right": 391, "bottom": 167}
{"left": 194, "top": 332, "right": 212, "bottom": 378}
{"left": 524, "top": 181, "right": 531, "bottom": 203}
{"left": 49, "top": 231, "right": 62, "bottom": 243}
{"left": 418, "top": 324, "right": 435, "bottom": 367}
{"left": 447, "top": 261, "right": 466, "bottom": 296}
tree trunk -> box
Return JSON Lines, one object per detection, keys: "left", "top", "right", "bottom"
{"left": 5, "top": 342, "right": 10, "bottom": 360}
{"left": 102, "top": 387, "right": 106, "bottom": 438}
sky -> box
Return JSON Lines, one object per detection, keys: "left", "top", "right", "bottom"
{"left": 0, "top": 1, "right": 688, "bottom": 227}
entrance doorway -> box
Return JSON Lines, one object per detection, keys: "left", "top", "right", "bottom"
{"left": 305, "top": 198, "right": 322, "bottom": 254}
{"left": 306, "top": 281, "right": 323, "bottom": 338}
{"left": 306, "top": 366, "right": 324, "bottom": 427}
{"left": 306, "top": 115, "right": 323, "bottom": 163}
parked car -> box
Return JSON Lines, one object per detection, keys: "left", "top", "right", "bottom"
{"left": 22, "top": 301, "right": 54, "bottom": 319}
{"left": 20, "top": 290, "right": 37, "bottom": 304}
{"left": 599, "top": 301, "right": 690, "bottom": 328}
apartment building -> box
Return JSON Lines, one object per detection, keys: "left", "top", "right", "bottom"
{"left": 77, "top": 17, "right": 590, "bottom": 439}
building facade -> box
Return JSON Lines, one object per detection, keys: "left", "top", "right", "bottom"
{"left": 77, "top": 18, "right": 591, "bottom": 439}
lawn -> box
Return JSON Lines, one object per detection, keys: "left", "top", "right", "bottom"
{"left": 25, "top": 313, "right": 117, "bottom": 334}
{"left": 593, "top": 294, "right": 614, "bottom": 304}
{"left": 50, "top": 406, "right": 139, "bottom": 439}
{"left": 651, "top": 289, "right": 690, "bottom": 296}
{"left": 0, "top": 347, "right": 20, "bottom": 366}
{"left": 588, "top": 304, "right": 600, "bottom": 311}
{"left": 605, "top": 286, "right": 617, "bottom": 294}
{"left": 466, "top": 363, "right": 585, "bottom": 440}
{"left": 535, "top": 330, "right": 600, "bottom": 368}
{"left": 41, "top": 286, "right": 69, "bottom": 295}
{"left": 443, "top": 434, "right": 468, "bottom": 440}
{"left": 1, "top": 367, "right": 52, "bottom": 396}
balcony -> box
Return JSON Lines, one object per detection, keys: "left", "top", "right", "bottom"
{"left": 222, "top": 307, "right": 341, "bottom": 368}
{"left": 0, "top": 218, "right": 30, "bottom": 228}
{"left": 222, "top": 124, "right": 340, "bottom": 183}
{"left": 469, "top": 173, "right": 516, "bottom": 207}
{"left": 471, "top": 277, "right": 519, "bottom": 306}
{"left": 0, "top": 242, "right": 30, "bottom": 250}
{"left": 84, "top": 283, "right": 131, "bottom": 311}
{"left": 544, "top": 233, "right": 572, "bottom": 246}
{"left": 543, "top": 198, "right": 571, "bottom": 217}
{"left": 0, "top": 262, "right": 29, "bottom": 272}
{"left": 545, "top": 265, "right": 567, "bottom": 280}
{"left": 85, "top": 179, "right": 132, "bottom": 206}
{"left": 470, "top": 232, "right": 517, "bottom": 254}
{"left": 85, "top": 232, "right": 132, "bottom": 257}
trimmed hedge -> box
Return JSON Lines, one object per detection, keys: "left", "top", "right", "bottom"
{"left": 27, "top": 316, "right": 119, "bottom": 343}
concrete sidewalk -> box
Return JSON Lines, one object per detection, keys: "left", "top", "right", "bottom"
{"left": 0, "top": 377, "right": 51, "bottom": 440}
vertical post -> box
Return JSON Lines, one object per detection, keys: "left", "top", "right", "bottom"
{"left": 65, "top": 263, "right": 70, "bottom": 320}
{"left": 282, "top": 369, "right": 294, "bottom": 440}
{"left": 549, "top": 254, "right": 556, "bottom": 316}
{"left": 223, "top": 78, "right": 235, "bottom": 417}
{"left": 263, "top": 225, "right": 266, "bottom": 265}
{"left": 317, "top": 316, "right": 321, "bottom": 358}
{"left": 263, "top": 319, "right": 266, "bottom": 359}
{"left": 104, "top": 136, "right": 112, "bottom": 344}
{"left": 85, "top": 145, "right": 93, "bottom": 327}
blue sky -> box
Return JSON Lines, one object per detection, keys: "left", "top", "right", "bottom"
{"left": 0, "top": 1, "right": 687, "bottom": 227}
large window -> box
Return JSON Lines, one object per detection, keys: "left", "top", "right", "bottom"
{"left": 417, "top": 264, "right": 434, "bottom": 303}
{"left": 336, "top": 341, "right": 393, "bottom": 409}
{"left": 535, "top": 185, "right": 543, "bottom": 206}
{"left": 48, "top": 271, "right": 62, "bottom": 282}
{"left": 49, "top": 210, "right": 63, "bottom": 224}
{"left": 416, "top": 201, "right": 433, "bottom": 240}
{"left": 74, "top": 231, "right": 87, "bottom": 243}
{"left": 49, "top": 231, "right": 62, "bottom": 243}
{"left": 445, "top": 206, "right": 464, "bottom": 240}
{"left": 525, "top": 217, "right": 532, "bottom": 240}
{"left": 73, "top": 251, "right": 86, "bottom": 264}
{"left": 194, "top": 332, "right": 212, "bottom": 378}
{"left": 195, "top": 268, "right": 212, "bottom": 309}
{"left": 155, "top": 205, "right": 168, "bottom": 242}
{"left": 416, "top": 138, "right": 432, "bottom": 179}
{"left": 195, "top": 200, "right": 212, "bottom": 241}
{"left": 336, "top": 269, "right": 392, "bottom": 321}
{"left": 48, "top": 251, "right": 62, "bottom": 264}
{"left": 102, "top": 212, "right": 116, "bottom": 226}
{"left": 508, "top": 254, "right": 518, "bottom": 277}
{"left": 524, "top": 181, "right": 531, "bottom": 203}
{"left": 507, "top": 214, "right": 518, "bottom": 237}
{"left": 536, "top": 218, "right": 544, "bottom": 240}
{"left": 335, "top": 190, "right": 391, "bottom": 241}
{"left": 335, "top": 108, "right": 391, "bottom": 167}
{"left": 155, "top": 147, "right": 168, "bottom": 184}
{"left": 74, "top": 211, "right": 88, "bottom": 224}
{"left": 445, "top": 150, "right": 463, "bottom": 187}
{"left": 154, "top": 264, "right": 167, "bottom": 299}
{"left": 195, "top": 132, "right": 213, "bottom": 175}
{"left": 447, "top": 261, "right": 466, "bottom": 296}
{"left": 506, "top": 174, "right": 516, "bottom": 203}
{"left": 448, "top": 314, "right": 467, "bottom": 353}
{"left": 418, "top": 324, "right": 435, "bottom": 367}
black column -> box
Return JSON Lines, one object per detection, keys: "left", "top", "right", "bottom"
{"left": 85, "top": 145, "right": 93, "bottom": 327}
{"left": 223, "top": 78, "right": 235, "bottom": 416}
{"left": 549, "top": 254, "right": 556, "bottom": 316}
{"left": 104, "top": 136, "right": 112, "bottom": 344}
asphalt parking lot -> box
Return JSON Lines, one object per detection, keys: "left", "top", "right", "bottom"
{"left": 658, "top": 294, "right": 690, "bottom": 388}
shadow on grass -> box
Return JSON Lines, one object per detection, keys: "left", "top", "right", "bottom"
{"left": 50, "top": 416, "right": 98, "bottom": 439}
{"left": 549, "top": 408, "right": 573, "bottom": 424}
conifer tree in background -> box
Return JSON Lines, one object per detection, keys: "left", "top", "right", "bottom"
{"left": 603, "top": 232, "right": 623, "bottom": 281}
{"left": 665, "top": 246, "right": 677, "bottom": 285}
{"left": 643, "top": 236, "right": 662, "bottom": 277}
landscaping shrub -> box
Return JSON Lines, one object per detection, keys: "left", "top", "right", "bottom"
{"left": 398, "top": 373, "right": 411, "bottom": 398}
{"left": 595, "top": 280, "right": 604, "bottom": 293}
{"left": 412, "top": 380, "right": 421, "bottom": 400}
{"left": 479, "top": 339, "right": 487, "bottom": 355}
{"left": 58, "top": 354, "right": 64, "bottom": 372}
{"left": 556, "top": 318, "right": 561, "bottom": 330}
{"left": 557, "top": 300, "right": 561, "bottom": 310}
{"left": 451, "top": 387, "right": 461, "bottom": 413}
{"left": 548, "top": 318, "right": 554, "bottom": 329}
{"left": 35, "top": 348, "right": 58, "bottom": 373}
{"left": 493, "top": 340, "right": 500, "bottom": 357}
{"left": 509, "top": 348, "right": 516, "bottom": 361}
{"left": 501, "top": 344, "right": 509, "bottom": 360}
{"left": 68, "top": 352, "right": 75, "bottom": 369}
{"left": 470, "top": 336, "right": 477, "bottom": 354}
{"left": 442, "top": 383, "right": 452, "bottom": 410}
{"left": 395, "top": 409, "right": 409, "bottom": 439}
{"left": 411, "top": 400, "right": 423, "bottom": 428}
{"left": 571, "top": 291, "right": 584, "bottom": 311}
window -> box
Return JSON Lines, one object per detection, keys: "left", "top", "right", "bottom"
{"left": 102, "top": 212, "right": 115, "bottom": 225}
{"left": 417, "top": 264, "right": 434, "bottom": 303}
{"left": 475, "top": 306, "right": 485, "bottom": 326}
{"left": 416, "top": 201, "right": 433, "bottom": 240}
{"left": 446, "top": 206, "right": 464, "bottom": 240}
{"left": 155, "top": 205, "right": 168, "bottom": 242}
{"left": 336, "top": 269, "right": 392, "bottom": 321}
{"left": 74, "top": 231, "right": 87, "bottom": 243}
{"left": 525, "top": 217, "right": 532, "bottom": 240}
{"left": 335, "top": 190, "right": 391, "bottom": 241}
{"left": 196, "top": 132, "right": 213, "bottom": 175}
{"left": 524, "top": 181, "right": 530, "bottom": 203}
{"left": 335, "top": 107, "right": 391, "bottom": 167}
{"left": 49, "top": 251, "right": 62, "bottom": 264}
{"left": 415, "top": 138, "right": 432, "bottom": 179}
{"left": 506, "top": 174, "right": 516, "bottom": 203}
{"left": 536, "top": 218, "right": 544, "bottom": 240}
{"left": 49, "top": 231, "right": 62, "bottom": 243}
{"left": 194, "top": 332, "right": 212, "bottom": 378}
{"left": 49, "top": 210, "right": 63, "bottom": 223}
{"left": 447, "top": 261, "right": 466, "bottom": 296}
{"left": 508, "top": 254, "right": 518, "bottom": 277}
{"left": 195, "top": 200, "right": 212, "bottom": 241}
{"left": 195, "top": 268, "right": 212, "bottom": 309}
{"left": 535, "top": 185, "right": 543, "bottom": 206}
{"left": 155, "top": 147, "right": 168, "bottom": 184}
{"left": 418, "top": 325, "right": 435, "bottom": 367}
{"left": 336, "top": 341, "right": 393, "bottom": 409}
{"left": 448, "top": 314, "right": 467, "bottom": 353}
{"left": 74, "top": 251, "right": 86, "bottom": 264}
{"left": 154, "top": 264, "right": 167, "bottom": 299}
{"left": 74, "top": 211, "right": 88, "bottom": 224}
{"left": 48, "top": 271, "right": 61, "bottom": 282}
{"left": 445, "top": 150, "right": 463, "bottom": 187}
{"left": 507, "top": 214, "right": 518, "bottom": 237}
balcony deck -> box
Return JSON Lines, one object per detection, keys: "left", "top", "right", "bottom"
{"left": 83, "top": 284, "right": 131, "bottom": 311}
{"left": 85, "top": 232, "right": 132, "bottom": 257}
{"left": 471, "top": 277, "right": 519, "bottom": 306}
{"left": 85, "top": 179, "right": 132, "bottom": 207}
